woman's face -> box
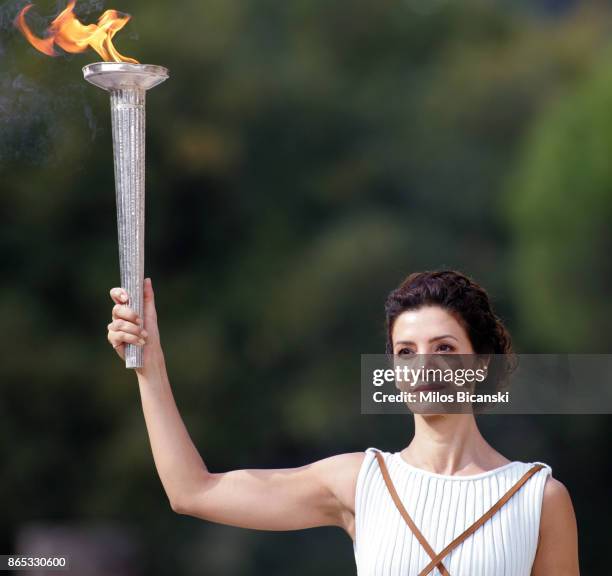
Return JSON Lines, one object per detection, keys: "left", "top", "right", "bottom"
{"left": 391, "top": 306, "right": 477, "bottom": 414}
{"left": 392, "top": 305, "right": 474, "bottom": 355}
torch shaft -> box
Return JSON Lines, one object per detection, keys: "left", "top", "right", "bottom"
{"left": 83, "top": 62, "right": 168, "bottom": 370}
{"left": 110, "top": 88, "right": 146, "bottom": 369}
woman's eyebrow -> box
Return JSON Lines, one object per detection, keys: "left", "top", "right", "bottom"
{"left": 395, "top": 334, "right": 459, "bottom": 345}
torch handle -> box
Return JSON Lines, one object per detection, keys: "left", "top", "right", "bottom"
{"left": 117, "top": 201, "right": 144, "bottom": 369}
{"left": 122, "top": 278, "right": 144, "bottom": 369}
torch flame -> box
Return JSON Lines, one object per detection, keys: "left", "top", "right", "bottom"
{"left": 15, "top": 0, "right": 138, "bottom": 63}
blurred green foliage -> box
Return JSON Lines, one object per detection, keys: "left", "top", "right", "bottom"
{"left": 1, "top": 0, "right": 610, "bottom": 573}
{"left": 508, "top": 43, "right": 612, "bottom": 352}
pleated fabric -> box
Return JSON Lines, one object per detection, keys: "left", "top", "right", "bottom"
{"left": 353, "top": 447, "right": 551, "bottom": 576}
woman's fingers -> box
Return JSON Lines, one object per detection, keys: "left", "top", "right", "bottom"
{"left": 111, "top": 303, "right": 141, "bottom": 325}
{"left": 108, "top": 319, "right": 147, "bottom": 338}
{"left": 108, "top": 286, "right": 148, "bottom": 360}
{"left": 109, "top": 288, "right": 141, "bottom": 324}
{"left": 108, "top": 328, "right": 146, "bottom": 346}
{"left": 108, "top": 280, "right": 160, "bottom": 367}
{"left": 109, "top": 287, "right": 128, "bottom": 305}
{"left": 107, "top": 323, "right": 146, "bottom": 363}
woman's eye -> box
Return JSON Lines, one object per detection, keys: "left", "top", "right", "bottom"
{"left": 397, "top": 347, "right": 413, "bottom": 356}
{"left": 436, "top": 343, "right": 455, "bottom": 353}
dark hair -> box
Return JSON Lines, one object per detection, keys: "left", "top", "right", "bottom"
{"left": 385, "top": 270, "right": 516, "bottom": 406}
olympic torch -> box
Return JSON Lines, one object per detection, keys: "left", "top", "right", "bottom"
{"left": 15, "top": 0, "right": 169, "bottom": 368}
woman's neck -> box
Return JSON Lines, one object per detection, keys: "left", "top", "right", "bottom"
{"left": 400, "top": 414, "right": 509, "bottom": 475}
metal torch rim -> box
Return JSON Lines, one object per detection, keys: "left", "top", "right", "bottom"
{"left": 82, "top": 62, "right": 169, "bottom": 91}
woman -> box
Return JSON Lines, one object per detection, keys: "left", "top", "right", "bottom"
{"left": 106, "top": 270, "right": 579, "bottom": 575}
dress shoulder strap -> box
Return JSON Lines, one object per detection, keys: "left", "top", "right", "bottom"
{"left": 374, "top": 451, "right": 545, "bottom": 576}
{"left": 374, "top": 451, "right": 451, "bottom": 576}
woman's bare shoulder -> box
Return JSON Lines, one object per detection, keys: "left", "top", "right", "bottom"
{"left": 326, "top": 451, "right": 368, "bottom": 476}
{"left": 312, "top": 451, "right": 367, "bottom": 474}
{"left": 318, "top": 452, "right": 367, "bottom": 512}
{"left": 327, "top": 451, "right": 368, "bottom": 468}
{"left": 313, "top": 452, "right": 366, "bottom": 537}
{"left": 541, "top": 476, "right": 574, "bottom": 517}
{"left": 531, "top": 476, "right": 579, "bottom": 575}
{"left": 539, "top": 475, "right": 578, "bottom": 549}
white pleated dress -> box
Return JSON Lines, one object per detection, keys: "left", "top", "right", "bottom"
{"left": 353, "top": 447, "right": 552, "bottom": 576}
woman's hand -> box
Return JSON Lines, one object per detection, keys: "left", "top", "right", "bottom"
{"left": 107, "top": 277, "right": 166, "bottom": 378}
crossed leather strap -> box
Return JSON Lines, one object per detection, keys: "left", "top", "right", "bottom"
{"left": 374, "top": 452, "right": 544, "bottom": 576}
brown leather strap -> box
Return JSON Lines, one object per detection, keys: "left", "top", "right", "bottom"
{"left": 374, "top": 451, "right": 451, "bottom": 576}
{"left": 416, "top": 463, "right": 545, "bottom": 576}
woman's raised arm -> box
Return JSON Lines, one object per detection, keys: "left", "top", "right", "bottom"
{"left": 107, "top": 278, "right": 364, "bottom": 536}
{"left": 174, "top": 452, "right": 364, "bottom": 532}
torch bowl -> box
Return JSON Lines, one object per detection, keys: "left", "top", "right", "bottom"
{"left": 83, "top": 62, "right": 169, "bottom": 91}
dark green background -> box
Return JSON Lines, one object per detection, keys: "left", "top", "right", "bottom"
{"left": 1, "top": 0, "right": 610, "bottom": 573}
